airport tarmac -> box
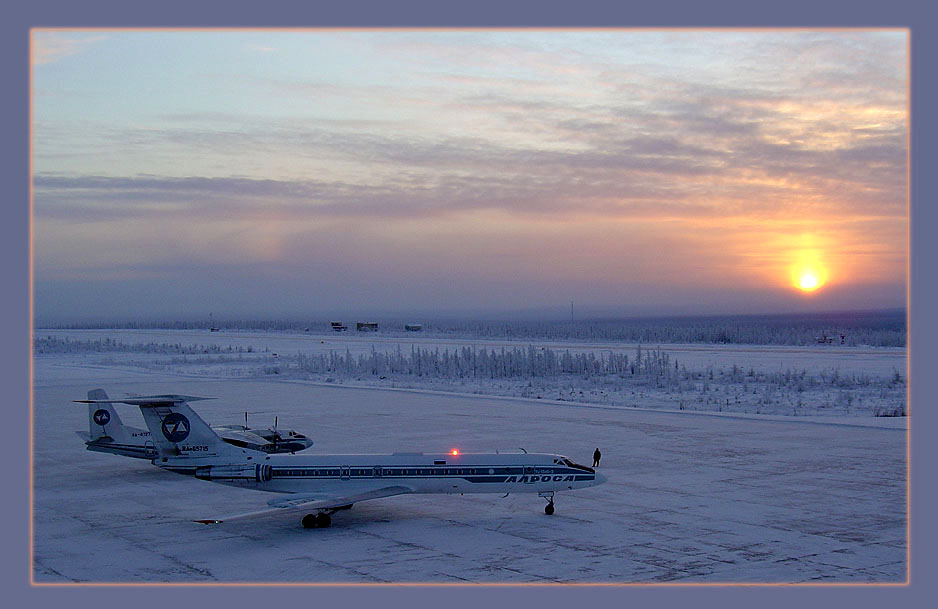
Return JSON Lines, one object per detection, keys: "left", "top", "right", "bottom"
{"left": 32, "top": 371, "right": 906, "bottom": 583}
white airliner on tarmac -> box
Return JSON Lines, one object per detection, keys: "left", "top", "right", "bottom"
{"left": 77, "top": 389, "right": 312, "bottom": 459}
{"left": 76, "top": 392, "right": 607, "bottom": 528}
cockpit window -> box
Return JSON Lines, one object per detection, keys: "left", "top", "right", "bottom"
{"left": 561, "top": 457, "right": 595, "bottom": 473}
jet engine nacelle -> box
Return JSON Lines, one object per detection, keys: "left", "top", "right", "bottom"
{"left": 195, "top": 463, "right": 272, "bottom": 483}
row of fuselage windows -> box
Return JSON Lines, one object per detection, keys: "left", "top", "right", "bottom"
{"left": 272, "top": 466, "right": 548, "bottom": 478}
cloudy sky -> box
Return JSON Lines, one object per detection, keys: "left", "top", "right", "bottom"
{"left": 32, "top": 30, "right": 908, "bottom": 322}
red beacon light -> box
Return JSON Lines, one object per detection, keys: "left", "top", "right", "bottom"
{"left": 451, "top": 448, "right": 459, "bottom": 456}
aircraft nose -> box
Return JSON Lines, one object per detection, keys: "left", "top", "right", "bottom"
{"left": 594, "top": 471, "right": 608, "bottom": 485}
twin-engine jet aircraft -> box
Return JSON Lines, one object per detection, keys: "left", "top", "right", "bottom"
{"left": 76, "top": 392, "right": 607, "bottom": 528}
{"left": 77, "top": 389, "right": 312, "bottom": 459}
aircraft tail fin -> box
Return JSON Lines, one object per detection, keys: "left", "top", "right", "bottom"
{"left": 77, "top": 389, "right": 159, "bottom": 459}
{"left": 108, "top": 395, "right": 250, "bottom": 459}
{"left": 86, "top": 389, "right": 130, "bottom": 442}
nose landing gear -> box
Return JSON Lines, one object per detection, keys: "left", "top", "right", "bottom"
{"left": 540, "top": 491, "right": 555, "bottom": 515}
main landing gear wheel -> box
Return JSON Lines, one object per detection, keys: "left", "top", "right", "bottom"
{"left": 545, "top": 502, "right": 555, "bottom": 515}
{"left": 301, "top": 512, "right": 333, "bottom": 528}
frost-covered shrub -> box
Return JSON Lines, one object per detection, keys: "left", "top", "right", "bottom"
{"left": 872, "top": 404, "right": 907, "bottom": 417}
{"left": 34, "top": 336, "right": 252, "bottom": 355}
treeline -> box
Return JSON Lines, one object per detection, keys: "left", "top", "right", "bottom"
{"left": 39, "top": 309, "right": 906, "bottom": 347}
{"left": 297, "top": 345, "right": 664, "bottom": 379}
{"left": 433, "top": 311, "right": 906, "bottom": 347}
{"left": 294, "top": 345, "right": 899, "bottom": 390}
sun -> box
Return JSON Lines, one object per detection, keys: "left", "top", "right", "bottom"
{"left": 787, "top": 239, "right": 830, "bottom": 294}
{"left": 798, "top": 271, "right": 820, "bottom": 291}
{"left": 790, "top": 262, "right": 828, "bottom": 293}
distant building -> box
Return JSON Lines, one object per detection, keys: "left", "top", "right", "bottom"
{"left": 404, "top": 324, "right": 423, "bottom": 332}
{"left": 356, "top": 322, "right": 378, "bottom": 332}
{"left": 815, "top": 332, "right": 846, "bottom": 345}
{"left": 330, "top": 322, "right": 348, "bottom": 332}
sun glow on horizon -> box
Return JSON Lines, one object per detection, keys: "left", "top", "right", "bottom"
{"left": 787, "top": 237, "right": 831, "bottom": 294}
{"left": 790, "top": 253, "right": 829, "bottom": 294}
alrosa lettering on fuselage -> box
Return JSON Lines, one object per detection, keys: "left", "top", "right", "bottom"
{"left": 504, "top": 475, "right": 578, "bottom": 483}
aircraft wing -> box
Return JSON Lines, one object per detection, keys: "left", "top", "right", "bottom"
{"left": 194, "top": 485, "right": 413, "bottom": 524}
{"left": 216, "top": 428, "right": 270, "bottom": 446}
{"left": 75, "top": 395, "right": 214, "bottom": 406}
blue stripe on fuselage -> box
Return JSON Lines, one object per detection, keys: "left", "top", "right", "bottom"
{"left": 268, "top": 466, "right": 585, "bottom": 480}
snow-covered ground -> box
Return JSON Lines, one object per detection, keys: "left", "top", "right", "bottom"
{"left": 35, "top": 329, "right": 908, "bottom": 418}
{"left": 32, "top": 333, "right": 908, "bottom": 583}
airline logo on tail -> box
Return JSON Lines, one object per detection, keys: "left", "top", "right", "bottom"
{"left": 92, "top": 409, "right": 111, "bottom": 426}
{"left": 161, "top": 413, "right": 191, "bottom": 442}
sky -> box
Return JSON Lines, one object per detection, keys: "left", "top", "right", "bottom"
{"left": 31, "top": 29, "right": 908, "bottom": 323}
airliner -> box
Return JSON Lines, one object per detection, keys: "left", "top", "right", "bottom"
{"left": 77, "top": 389, "right": 312, "bottom": 459}
{"left": 76, "top": 392, "right": 607, "bottom": 528}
